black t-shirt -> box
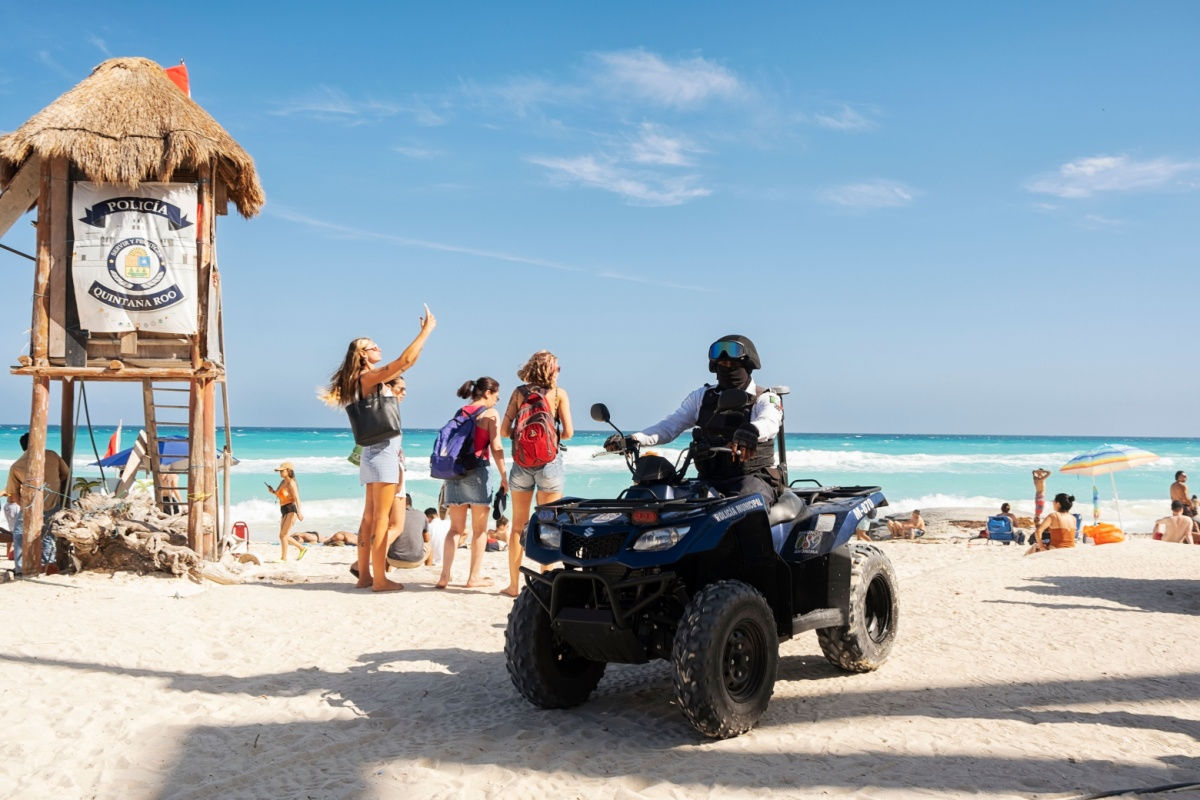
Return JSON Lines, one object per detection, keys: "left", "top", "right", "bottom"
{"left": 387, "top": 507, "right": 429, "bottom": 562}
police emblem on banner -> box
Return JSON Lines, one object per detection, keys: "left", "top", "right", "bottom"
{"left": 71, "top": 183, "right": 198, "bottom": 333}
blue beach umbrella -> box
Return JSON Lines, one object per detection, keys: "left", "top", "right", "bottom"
{"left": 91, "top": 437, "right": 190, "bottom": 469}
{"left": 1060, "top": 444, "right": 1159, "bottom": 531}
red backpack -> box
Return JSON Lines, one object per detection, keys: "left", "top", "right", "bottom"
{"left": 512, "top": 387, "right": 559, "bottom": 469}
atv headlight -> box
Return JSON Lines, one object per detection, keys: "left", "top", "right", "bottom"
{"left": 537, "top": 524, "right": 561, "bottom": 549}
{"left": 632, "top": 526, "right": 689, "bottom": 552}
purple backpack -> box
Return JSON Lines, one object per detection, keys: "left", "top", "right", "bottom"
{"left": 429, "top": 407, "right": 485, "bottom": 480}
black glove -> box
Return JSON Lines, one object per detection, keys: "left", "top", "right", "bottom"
{"left": 731, "top": 425, "right": 759, "bottom": 453}
{"left": 605, "top": 433, "right": 630, "bottom": 452}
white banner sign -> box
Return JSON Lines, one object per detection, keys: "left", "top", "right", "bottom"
{"left": 71, "top": 182, "right": 198, "bottom": 333}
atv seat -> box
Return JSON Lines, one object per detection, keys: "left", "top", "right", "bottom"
{"left": 767, "top": 490, "right": 807, "bottom": 526}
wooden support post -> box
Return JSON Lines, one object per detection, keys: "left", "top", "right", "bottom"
{"left": 22, "top": 158, "right": 55, "bottom": 574}
{"left": 48, "top": 160, "right": 69, "bottom": 359}
{"left": 202, "top": 378, "right": 217, "bottom": 558}
{"left": 60, "top": 379, "right": 75, "bottom": 508}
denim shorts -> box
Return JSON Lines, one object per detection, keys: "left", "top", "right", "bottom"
{"left": 442, "top": 466, "right": 492, "bottom": 506}
{"left": 360, "top": 436, "right": 402, "bottom": 485}
{"left": 509, "top": 453, "right": 564, "bottom": 493}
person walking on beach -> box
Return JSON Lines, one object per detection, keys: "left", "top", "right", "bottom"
{"left": 499, "top": 350, "right": 573, "bottom": 597}
{"left": 1026, "top": 493, "right": 1077, "bottom": 554}
{"left": 1170, "top": 471, "right": 1195, "bottom": 518}
{"left": 267, "top": 462, "right": 307, "bottom": 560}
{"left": 436, "top": 377, "right": 509, "bottom": 589}
{"left": 321, "top": 304, "right": 435, "bottom": 592}
{"left": 1032, "top": 468, "right": 1051, "bottom": 526}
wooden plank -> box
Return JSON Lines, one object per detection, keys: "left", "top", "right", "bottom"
{"left": 118, "top": 331, "right": 138, "bottom": 356}
{"left": 0, "top": 155, "right": 41, "bottom": 239}
{"left": 30, "top": 160, "right": 52, "bottom": 366}
{"left": 11, "top": 365, "right": 222, "bottom": 380}
{"left": 214, "top": 178, "right": 228, "bottom": 216}
{"left": 142, "top": 381, "right": 163, "bottom": 512}
{"left": 48, "top": 158, "right": 68, "bottom": 359}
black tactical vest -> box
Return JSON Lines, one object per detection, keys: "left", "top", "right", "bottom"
{"left": 692, "top": 385, "right": 776, "bottom": 481}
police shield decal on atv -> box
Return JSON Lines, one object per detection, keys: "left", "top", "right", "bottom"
{"left": 504, "top": 398, "right": 900, "bottom": 739}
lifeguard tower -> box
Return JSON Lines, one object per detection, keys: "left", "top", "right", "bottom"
{"left": 0, "top": 58, "right": 263, "bottom": 574}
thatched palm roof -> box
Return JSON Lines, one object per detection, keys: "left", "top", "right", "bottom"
{"left": 0, "top": 57, "right": 263, "bottom": 217}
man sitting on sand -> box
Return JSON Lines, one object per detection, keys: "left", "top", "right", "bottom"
{"left": 1160, "top": 500, "right": 1198, "bottom": 544}
{"left": 887, "top": 510, "right": 925, "bottom": 539}
{"left": 387, "top": 494, "right": 431, "bottom": 569}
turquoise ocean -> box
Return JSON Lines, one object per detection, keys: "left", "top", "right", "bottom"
{"left": 3, "top": 425, "right": 1197, "bottom": 539}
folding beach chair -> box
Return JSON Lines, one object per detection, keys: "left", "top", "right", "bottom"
{"left": 985, "top": 515, "right": 1017, "bottom": 544}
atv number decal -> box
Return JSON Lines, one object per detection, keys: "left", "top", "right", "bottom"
{"left": 850, "top": 497, "right": 877, "bottom": 520}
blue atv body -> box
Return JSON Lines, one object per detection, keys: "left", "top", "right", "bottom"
{"left": 505, "top": 395, "right": 900, "bottom": 740}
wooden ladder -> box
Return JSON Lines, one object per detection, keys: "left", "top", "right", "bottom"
{"left": 142, "top": 381, "right": 190, "bottom": 515}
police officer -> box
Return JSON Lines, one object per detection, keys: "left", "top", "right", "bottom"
{"left": 606, "top": 335, "right": 782, "bottom": 503}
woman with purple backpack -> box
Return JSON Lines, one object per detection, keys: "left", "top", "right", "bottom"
{"left": 499, "top": 350, "right": 574, "bottom": 598}
{"left": 435, "top": 377, "right": 509, "bottom": 589}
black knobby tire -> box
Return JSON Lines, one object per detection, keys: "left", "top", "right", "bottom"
{"left": 671, "top": 580, "right": 779, "bottom": 739}
{"left": 817, "top": 542, "right": 899, "bottom": 672}
{"left": 504, "top": 588, "right": 606, "bottom": 709}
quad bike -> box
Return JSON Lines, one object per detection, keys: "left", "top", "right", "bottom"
{"left": 504, "top": 388, "right": 898, "bottom": 738}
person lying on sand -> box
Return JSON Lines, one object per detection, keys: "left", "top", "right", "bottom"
{"left": 324, "top": 530, "right": 358, "bottom": 547}
{"left": 887, "top": 510, "right": 925, "bottom": 539}
{"left": 290, "top": 531, "right": 321, "bottom": 544}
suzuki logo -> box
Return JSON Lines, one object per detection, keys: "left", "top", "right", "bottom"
{"left": 583, "top": 527, "right": 595, "bottom": 537}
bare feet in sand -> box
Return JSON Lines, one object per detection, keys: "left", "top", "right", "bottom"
{"left": 355, "top": 577, "right": 373, "bottom": 589}
{"left": 499, "top": 585, "right": 519, "bottom": 597}
{"left": 372, "top": 579, "right": 403, "bottom": 592}
{"left": 465, "top": 577, "right": 494, "bottom": 589}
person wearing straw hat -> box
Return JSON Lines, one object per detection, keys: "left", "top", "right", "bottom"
{"left": 266, "top": 461, "right": 306, "bottom": 561}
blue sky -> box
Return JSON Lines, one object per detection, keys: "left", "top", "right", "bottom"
{"left": 1, "top": 1, "right": 1198, "bottom": 435}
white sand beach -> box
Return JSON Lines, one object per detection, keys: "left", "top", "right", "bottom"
{"left": 2, "top": 517, "right": 1198, "bottom": 800}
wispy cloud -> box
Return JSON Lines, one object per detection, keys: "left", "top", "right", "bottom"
{"left": 36, "top": 51, "right": 76, "bottom": 82}
{"left": 822, "top": 180, "right": 917, "bottom": 209}
{"left": 1080, "top": 213, "right": 1126, "bottom": 230}
{"left": 393, "top": 144, "right": 443, "bottom": 160}
{"left": 270, "top": 207, "right": 712, "bottom": 292}
{"left": 806, "top": 104, "right": 877, "bottom": 132}
{"left": 270, "top": 85, "right": 445, "bottom": 126}
{"left": 1025, "top": 154, "right": 1200, "bottom": 198}
{"left": 591, "top": 49, "right": 741, "bottom": 109}
{"left": 87, "top": 35, "right": 112, "bottom": 57}
{"left": 528, "top": 155, "right": 710, "bottom": 207}
{"left": 627, "top": 123, "right": 703, "bottom": 167}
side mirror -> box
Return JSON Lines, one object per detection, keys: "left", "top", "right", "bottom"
{"left": 716, "top": 389, "right": 752, "bottom": 411}
{"left": 590, "top": 403, "right": 611, "bottom": 424}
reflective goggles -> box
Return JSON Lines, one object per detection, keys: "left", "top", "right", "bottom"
{"left": 708, "top": 340, "right": 747, "bottom": 361}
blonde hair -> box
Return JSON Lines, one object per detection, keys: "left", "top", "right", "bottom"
{"left": 517, "top": 350, "right": 558, "bottom": 389}
{"left": 320, "top": 337, "right": 372, "bottom": 408}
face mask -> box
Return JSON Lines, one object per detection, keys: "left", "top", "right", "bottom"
{"left": 715, "top": 364, "right": 750, "bottom": 390}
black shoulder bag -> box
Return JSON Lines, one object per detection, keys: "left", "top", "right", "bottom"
{"left": 346, "top": 384, "right": 402, "bottom": 446}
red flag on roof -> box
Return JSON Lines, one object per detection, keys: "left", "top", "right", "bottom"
{"left": 164, "top": 63, "right": 190, "bottom": 97}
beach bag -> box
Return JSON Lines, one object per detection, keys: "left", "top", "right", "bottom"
{"left": 345, "top": 385, "right": 402, "bottom": 446}
{"left": 430, "top": 407, "right": 485, "bottom": 480}
{"left": 512, "top": 387, "right": 559, "bottom": 469}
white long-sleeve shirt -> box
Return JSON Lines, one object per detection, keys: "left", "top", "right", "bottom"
{"left": 633, "top": 381, "right": 783, "bottom": 451}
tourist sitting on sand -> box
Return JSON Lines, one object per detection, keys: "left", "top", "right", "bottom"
{"left": 887, "top": 510, "right": 925, "bottom": 539}
{"left": 424, "top": 507, "right": 450, "bottom": 566}
{"left": 324, "top": 530, "right": 358, "bottom": 546}
{"left": 487, "top": 516, "right": 510, "bottom": 551}
{"left": 386, "top": 493, "right": 431, "bottom": 569}
{"left": 1159, "top": 500, "right": 1198, "bottom": 544}
{"left": 1026, "top": 493, "right": 1077, "bottom": 554}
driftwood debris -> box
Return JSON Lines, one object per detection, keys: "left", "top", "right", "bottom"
{"left": 50, "top": 493, "right": 217, "bottom": 577}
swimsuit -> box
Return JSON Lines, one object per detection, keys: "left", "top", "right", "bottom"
{"left": 1047, "top": 526, "right": 1075, "bottom": 549}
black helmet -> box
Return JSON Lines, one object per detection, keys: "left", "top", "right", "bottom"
{"left": 708, "top": 334, "right": 761, "bottom": 372}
